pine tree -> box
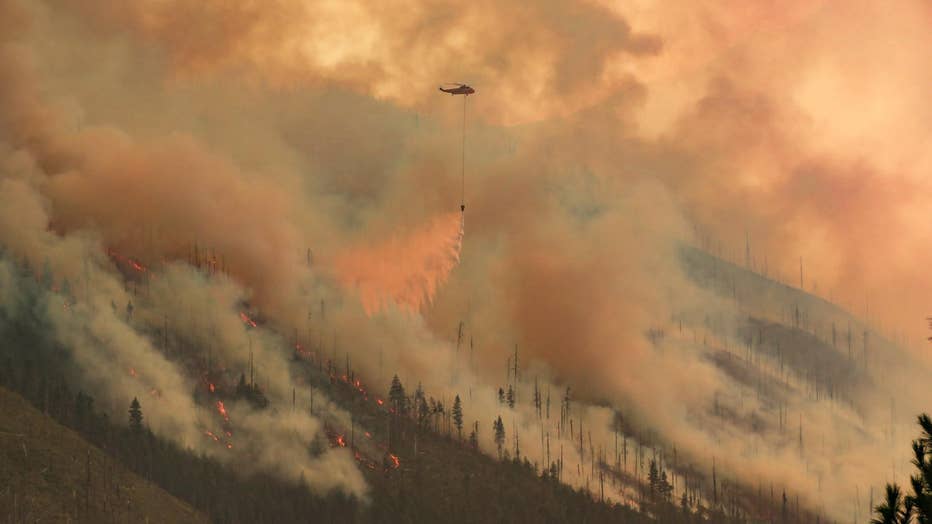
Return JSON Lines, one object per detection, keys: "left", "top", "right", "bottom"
{"left": 497, "top": 387, "right": 505, "bottom": 405}
{"left": 493, "top": 416, "right": 506, "bottom": 459}
{"left": 905, "top": 413, "right": 932, "bottom": 522}
{"left": 389, "top": 374, "right": 406, "bottom": 414}
{"left": 648, "top": 459, "right": 660, "bottom": 500}
{"left": 417, "top": 392, "right": 430, "bottom": 431}
{"left": 872, "top": 484, "right": 910, "bottom": 524}
{"left": 871, "top": 413, "right": 932, "bottom": 524}
{"left": 128, "top": 397, "right": 143, "bottom": 432}
{"left": 452, "top": 395, "right": 463, "bottom": 440}
{"left": 506, "top": 385, "right": 515, "bottom": 408}
{"left": 660, "top": 470, "right": 673, "bottom": 501}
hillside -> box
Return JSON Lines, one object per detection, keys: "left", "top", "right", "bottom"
{"left": 0, "top": 386, "right": 207, "bottom": 524}
{"left": 0, "top": 241, "right": 910, "bottom": 523}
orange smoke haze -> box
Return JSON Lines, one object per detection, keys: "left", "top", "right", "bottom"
{"left": 334, "top": 211, "right": 464, "bottom": 315}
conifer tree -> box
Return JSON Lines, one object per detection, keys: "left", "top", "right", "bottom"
{"left": 493, "top": 416, "right": 506, "bottom": 459}
{"left": 903, "top": 414, "right": 932, "bottom": 522}
{"left": 871, "top": 484, "right": 910, "bottom": 524}
{"left": 389, "top": 374, "right": 406, "bottom": 414}
{"left": 417, "top": 391, "right": 430, "bottom": 430}
{"left": 468, "top": 424, "right": 478, "bottom": 450}
{"left": 452, "top": 395, "right": 463, "bottom": 440}
{"left": 128, "top": 397, "right": 143, "bottom": 432}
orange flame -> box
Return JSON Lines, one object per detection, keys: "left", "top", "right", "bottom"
{"left": 389, "top": 453, "right": 400, "bottom": 468}
{"left": 239, "top": 311, "right": 258, "bottom": 328}
{"left": 107, "top": 248, "right": 147, "bottom": 273}
{"left": 216, "top": 400, "right": 229, "bottom": 422}
{"left": 336, "top": 435, "right": 346, "bottom": 447}
{"left": 335, "top": 212, "right": 464, "bottom": 315}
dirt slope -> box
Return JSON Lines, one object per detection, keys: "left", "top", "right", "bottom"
{"left": 0, "top": 386, "right": 208, "bottom": 523}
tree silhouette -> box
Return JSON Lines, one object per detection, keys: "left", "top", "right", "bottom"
{"left": 872, "top": 484, "right": 910, "bottom": 524}
{"left": 452, "top": 395, "right": 463, "bottom": 440}
{"left": 906, "top": 413, "right": 932, "bottom": 522}
{"left": 468, "top": 421, "right": 479, "bottom": 450}
{"left": 389, "top": 374, "right": 405, "bottom": 414}
{"left": 128, "top": 397, "right": 143, "bottom": 432}
{"left": 874, "top": 413, "right": 932, "bottom": 524}
{"left": 493, "top": 416, "right": 505, "bottom": 459}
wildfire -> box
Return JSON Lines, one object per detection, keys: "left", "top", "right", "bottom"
{"left": 376, "top": 398, "right": 384, "bottom": 406}
{"left": 294, "top": 342, "right": 313, "bottom": 360}
{"left": 239, "top": 311, "right": 257, "bottom": 328}
{"left": 208, "top": 383, "right": 216, "bottom": 393}
{"left": 389, "top": 453, "right": 400, "bottom": 469}
{"left": 216, "top": 400, "right": 229, "bottom": 422}
{"left": 107, "top": 248, "right": 147, "bottom": 273}
{"left": 129, "top": 367, "right": 137, "bottom": 378}
{"left": 204, "top": 429, "right": 234, "bottom": 450}
{"left": 336, "top": 435, "right": 346, "bottom": 447}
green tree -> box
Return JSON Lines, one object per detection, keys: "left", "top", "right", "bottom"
{"left": 128, "top": 397, "right": 143, "bottom": 432}
{"left": 452, "top": 395, "right": 463, "bottom": 440}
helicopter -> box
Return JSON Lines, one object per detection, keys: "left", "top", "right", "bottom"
{"left": 438, "top": 83, "right": 475, "bottom": 96}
